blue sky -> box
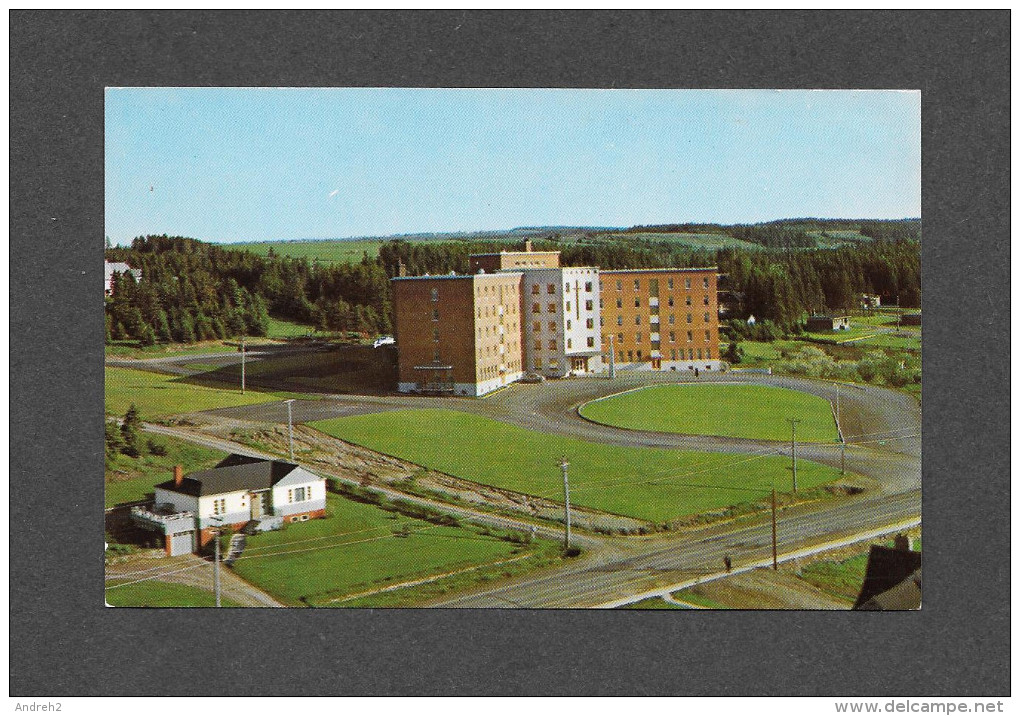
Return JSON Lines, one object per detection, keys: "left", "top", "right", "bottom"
{"left": 105, "top": 88, "right": 920, "bottom": 245}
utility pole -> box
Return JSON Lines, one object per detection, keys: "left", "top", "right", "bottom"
{"left": 771, "top": 483, "right": 778, "bottom": 570}
{"left": 285, "top": 399, "right": 295, "bottom": 461}
{"left": 608, "top": 334, "right": 616, "bottom": 379}
{"left": 211, "top": 517, "right": 222, "bottom": 607}
{"left": 240, "top": 337, "right": 246, "bottom": 395}
{"left": 787, "top": 418, "right": 801, "bottom": 492}
{"left": 558, "top": 456, "right": 572, "bottom": 550}
{"left": 836, "top": 383, "right": 846, "bottom": 476}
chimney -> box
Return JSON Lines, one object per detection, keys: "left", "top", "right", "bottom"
{"left": 174, "top": 464, "right": 184, "bottom": 487}
{"left": 397, "top": 260, "right": 407, "bottom": 277}
{"left": 893, "top": 533, "right": 912, "bottom": 552}
{"left": 524, "top": 239, "right": 533, "bottom": 253}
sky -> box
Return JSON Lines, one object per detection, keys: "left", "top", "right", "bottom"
{"left": 105, "top": 88, "right": 921, "bottom": 245}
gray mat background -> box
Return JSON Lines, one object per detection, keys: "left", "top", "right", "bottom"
{"left": 10, "top": 10, "right": 1009, "bottom": 696}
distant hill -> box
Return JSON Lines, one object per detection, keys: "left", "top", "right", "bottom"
{"left": 222, "top": 218, "right": 920, "bottom": 263}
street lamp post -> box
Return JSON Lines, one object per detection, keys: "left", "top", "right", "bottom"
{"left": 210, "top": 515, "right": 223, "bottom": 607}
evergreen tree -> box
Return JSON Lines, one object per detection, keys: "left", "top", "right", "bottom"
{"left": 120, "top": 404, "right": 143, "bottom": 458}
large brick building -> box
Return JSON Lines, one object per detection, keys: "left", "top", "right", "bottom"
{"left": 599, "top": 268, "right": 720, "bottom": 371}
{"left": 392, "top": 271, "right": 525, "bottom": 396}
{"left": 391, "top": 246, "right": 720, "bottom": 395}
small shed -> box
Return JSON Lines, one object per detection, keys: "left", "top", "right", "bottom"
{"left": 806, "top": 314, "right": 851, "bottom": 332}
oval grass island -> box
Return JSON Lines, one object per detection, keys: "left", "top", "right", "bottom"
{"left": 578, "top": 383, "right": 838, "bottom": 443}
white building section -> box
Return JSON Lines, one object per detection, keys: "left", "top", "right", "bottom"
{"left": 519, "top": 267, "right": 602, "bottom": 378}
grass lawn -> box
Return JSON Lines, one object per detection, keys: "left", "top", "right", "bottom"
{"left": 800, "top": 326, "right": 884, "bottom": 344}
{"left": 105, "top": 580, "right": 242, "bottom": 607}
{"left": 105, "top": 339, "right": 260, "bottom": 359}
{"left": 854, "top": 332, "right": 922, "bottom": 351}
{"left": 266, "top": 315, "right": 317, "bottom": 339}
{"left": 105, "top": 434, "right": 226, "bottom": 508}
{"left": 729, "top": 339, "right": 804, "bottom": 365}
{"left": 311, "top": 410, "right": 842, "bottom": 523}
{"left": 579, "top": 384, "right": 837, "bottom": 443}
{"left": 105, "top": 366, "right": 279, "bottom": 418}
{"left": 231, "top": 494, "right": 535, "bottom": 606}
{"left": 226, "top": 239, "right": 387, "bottom": 263}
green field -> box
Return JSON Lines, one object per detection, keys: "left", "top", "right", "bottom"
{"left": 105, "top": 580, "right": 242, "bottom": 607}
{"left": 231, "top": 494, "right": 535, "bottom": 606}
{"left": 105, "top": 434, "right": 226, "bottom": 508}
{"left": 854, "top": 331, "right": 922, "bottom": 351}
{"left": 266, "top": 315, "right": 317, "bottom": 338}
{"left": 105, "top": 366, "right": 279, "bottom": 418}
{"left": 579, "top": 384, "right": 837, "bottom": 443}
{"left": 226, "top": 239, "right": 387, "bottom": 263}
{"left": 607, "top": 232, "right": 761, "bottom": 250}
{"left": 105, "top": 339, "right": 255, "bottom": 360}
{"left": 800, "top": 325, "right": 884, "bottom": 344}
{"left": 798, "top": 537, "right": 922, "bottom": 602}
{"left": 311, "top": 410, "right": 841, "bottom": 523}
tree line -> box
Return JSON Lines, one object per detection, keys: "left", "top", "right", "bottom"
{"left": 107, "top": 231, "right": 919, "bottom": 346}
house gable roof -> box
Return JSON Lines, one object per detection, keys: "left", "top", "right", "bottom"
{"left": 154, "top": 454, "right": 320, "bottom": 497}
{"left": 853, "top": 545, "right": 923, "bottom": 609}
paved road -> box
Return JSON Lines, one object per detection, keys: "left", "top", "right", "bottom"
{"left": 141, "top": 363, "right": 920, "bottom": 608}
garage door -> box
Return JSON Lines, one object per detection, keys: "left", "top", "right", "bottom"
{"left": 169, "top": 530, "right": 195, "bottom": 556}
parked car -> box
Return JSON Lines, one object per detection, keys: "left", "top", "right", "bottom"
{"left": 373, "top": 336, "right": 395, "bottom": 348}
{"left": 520, "top": 372, "right": 545, "bottom": 384}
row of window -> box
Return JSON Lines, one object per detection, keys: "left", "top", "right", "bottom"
{"left": 615, "top": 312, "right": 712, "bottom": 326}
{"left": 606, "top": 277, "right": 710, "bottom": 291}
{"left": 609, "top": 330, "right": 712, "bottom": 344}
{"left": 531, "top": 319, "right": 595, "bottom": 332}
{"left": 612, "top": 295, "right": 710, "bottom": 308}
{"left": 531, "top": 300, "right": 594, "bottom": 314}
{"left": 531, "top": 281, "right": 595, "bottom": 295}
{"left": 533, "top": 336, "right": 597, "bottom": 351}
{"left": 615, "top": 348, "right": 712, "bottom": 361}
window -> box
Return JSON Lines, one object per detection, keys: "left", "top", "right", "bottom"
{"left": 635, "top": 316, "right": 641, "bottom": 325}
{"left": 705, "top": 330, "right": 711, "bottom": 342}
{"left": 617, "top": 332, "right": 623, "bottom": 342}
{"left": 586, "top": 318, "right": 594, "bottom": 329}
{"left": 292, "top": 487, "right": 307, "bottom": 502}
{"left": 565, "top": 301, "right": 571, "bottom": 312}
{"left": 430, "top": 288, "right": 439, "bottom": 302}
{"left": 706, "top": 348, "right": 712, "bottom": 359}
{"left": 548, "top": 339, "right": 557, "bottom": 350}
{"left": 636, "top": 332, "right": 642, "bottom": 343}
{"left": 532, "top": 303, "right": 540, "bottom": 314}
{"left": 668, "top": 278, "right": 674, "bottom": 290}
{"left": 686, "top": 314, "right": 692, "bottom": 324}
{"left": 566, "top": 320, "right": 572, "bottom": 330}
{"left": 669, "top": 314, "right": 675, "bottom": 325}
{"left": 431, "top": 308, "right": 439, "bottom": 320}
{"left": 616, "top": 298, "right": 622, "bottom": 308}
{"left": 585, "top": 300, "right": 593, "bottom": 311}
{"left": 685, "top": 278, "right": 691, "bottom": 289}
{"left": 548, "top": 322, "right": 556, "bottom": 331}
{"left": 704, "top": 296, "right": 710, "bottom": 306}
{"left": 566, "top": 338, "right": 572, "bottom": 349}
{"left": 585, "top": 282, "right": 593, "bottom": 292}
{"left": 433, "top": 348, "right": 441, "bottom": 361}
{"left": 627, "top": 351, "right": 633, "bottom": 360}
{"left": 686, "top": 296, "right": 692, "bottom": 306}
{"left": 669, "top": 331, "right": 676, "bottom": 342}
{"left": 636, "top": 350, "right": 642, "bottom": 359}
{"left": 668, "top": 297, "right": 674, "bottom": 307}
{"left": 433, "top": 327, "right": 440, "bottom": 342}
{"left": 587, "top": 337, "right": 595, "bottom": 347}
{"left": 213, "top": 498, "right": 226, "bottom": 515}
{"left": 531, "top": 284, "right": 540, "bottom": 295}
{"left": 616, "top": 280, "right": 622, "bottom": 291}
{"left": 534, "top": 339, "right": 541, "bottom": 350}
{"left": 634, "top": 297, "right": 641, "bottom": 307}
{"left": 703, "top": 277, "right": 710, "bottom": 288}
{"left": 634, "top": 279, "right": 640, "bottom": 291}
{"left": 698, "top": 349, "right": 703, "bottom": 359}
{"left": 671, "top": 349, "right": 677, "bottom": 359}
{"left": 533, "top": 321, "right": 541, "bottom": 332}
{"left": 547, "top": 284, "right": 555, "bottom": 294}
{"left": 704, "top": 312, "right": 711, "bottom": 322}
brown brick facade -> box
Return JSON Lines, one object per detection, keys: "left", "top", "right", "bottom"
{"left": 600, "top": 268, "right": 719, "bottom": 369}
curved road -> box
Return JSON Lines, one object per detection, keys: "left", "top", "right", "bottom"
{"left": 121, "top": 351, "right": 921, "bottom": 608}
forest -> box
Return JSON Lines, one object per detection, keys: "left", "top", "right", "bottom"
{"left": 105, "top": 226, "right": 920, "bottom": 346}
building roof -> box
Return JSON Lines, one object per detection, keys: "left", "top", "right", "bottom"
{"left": 857, "top": 569, "right": 922, "bottom": 611}
{"left": 600, "top": 266, "right": 718, "bottom": 274}
{"left": 391, "top": 271, "right": 523, "bottom": 282}
{"left": 154, "top": 454, "right": 310, "bottom": 497}
{"left": 469, "top": 251, "right": 561, "bottom": 257}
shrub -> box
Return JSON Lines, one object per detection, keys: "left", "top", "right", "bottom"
{"left": 146, "top": 439, "right": 168, "bottom": 456}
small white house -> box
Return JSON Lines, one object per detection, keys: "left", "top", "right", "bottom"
{"left": 132, "top": 455, "right": 327, "bottom": 556}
